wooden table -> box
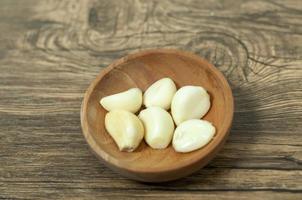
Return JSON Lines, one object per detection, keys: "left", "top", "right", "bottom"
{"left": 1, "top": 0, "right": 301, "bottom": 199}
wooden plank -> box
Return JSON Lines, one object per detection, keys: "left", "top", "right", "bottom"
{"left": 1, "top": 167, "right": 301, "bottom": 190}
{"left": 0, "top": 190, "right": 301, "bottom": 200}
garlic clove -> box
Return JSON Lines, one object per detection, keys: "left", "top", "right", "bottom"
{"left": 139, "top": 107, "right": 175, "bottom": 149}
{"left": 100, "top": 88, "right": 142, "bottom": 113}
{"left": 171, "top": 86, "right": 210, "bottom": 125}
{"left": 172, "top": 119, "right": 215, "bottom": 153}
{"left": 105, "top": 110, "right": 144, "bottom": 152}
{"left": 143, "top": 78, "right": 177, "bottom": 110}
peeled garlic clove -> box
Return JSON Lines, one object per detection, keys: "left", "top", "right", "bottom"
{"left": 171, "top": 86, "right": 210, "bottom": 125}
{"left": 100, "top": 88, "right": 142, "bottom": 113}
{"left": 143, "top": 78, "right": 177, "bottom": 110}
{"left": 105, "top": 110, "right": 144, "bottom": 152}
{"left": 139, "top": 107, "right": 175, "bottom": 149}
{"left": 173, "top": 119, "right": 215, "bottom": 153}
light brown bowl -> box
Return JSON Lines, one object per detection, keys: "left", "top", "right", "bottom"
{"left": 81, "top": 49, "right": 234, "bottom": 182}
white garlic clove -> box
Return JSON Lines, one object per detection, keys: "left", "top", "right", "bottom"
{"left": 100, "top": 88, "right": 142, "bottom": 113}
{"left": 105, "top": 110, "right": 144, "bottom": 152}
{"left": 171, "top": 86, "right": 210, "bottom": 125}
{"left": 139, "top": 107, "right": 175, "bottom": 149}
{"left": 173, "top": 119, "right": 215, "bottom": 153}
{"left": 143, "top": 78, "right": 177, "bottom": 110}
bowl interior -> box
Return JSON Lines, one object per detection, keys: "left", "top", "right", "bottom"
{"left": 83, "top": 50, "right": 232, "bottom": 173}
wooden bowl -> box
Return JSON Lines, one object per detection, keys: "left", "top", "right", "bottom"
{"left": 81, "top": 49, "right": 234, "bottom": 182}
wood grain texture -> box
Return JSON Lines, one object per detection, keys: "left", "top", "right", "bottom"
{"left": 0, "top": 0, "right": 301, "bottom": 199}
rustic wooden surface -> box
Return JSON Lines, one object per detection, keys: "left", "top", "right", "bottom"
{"left": 0, "top": 0, "right": 301, "bottom": 199}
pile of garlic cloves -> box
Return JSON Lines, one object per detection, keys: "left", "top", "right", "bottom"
{"left": 100, "top": 77, "right": 215, "bottom": 153}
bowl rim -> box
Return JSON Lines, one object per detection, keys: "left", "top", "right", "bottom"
{"left": 81, "top": 48, "right": 234, "bottom": 174}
